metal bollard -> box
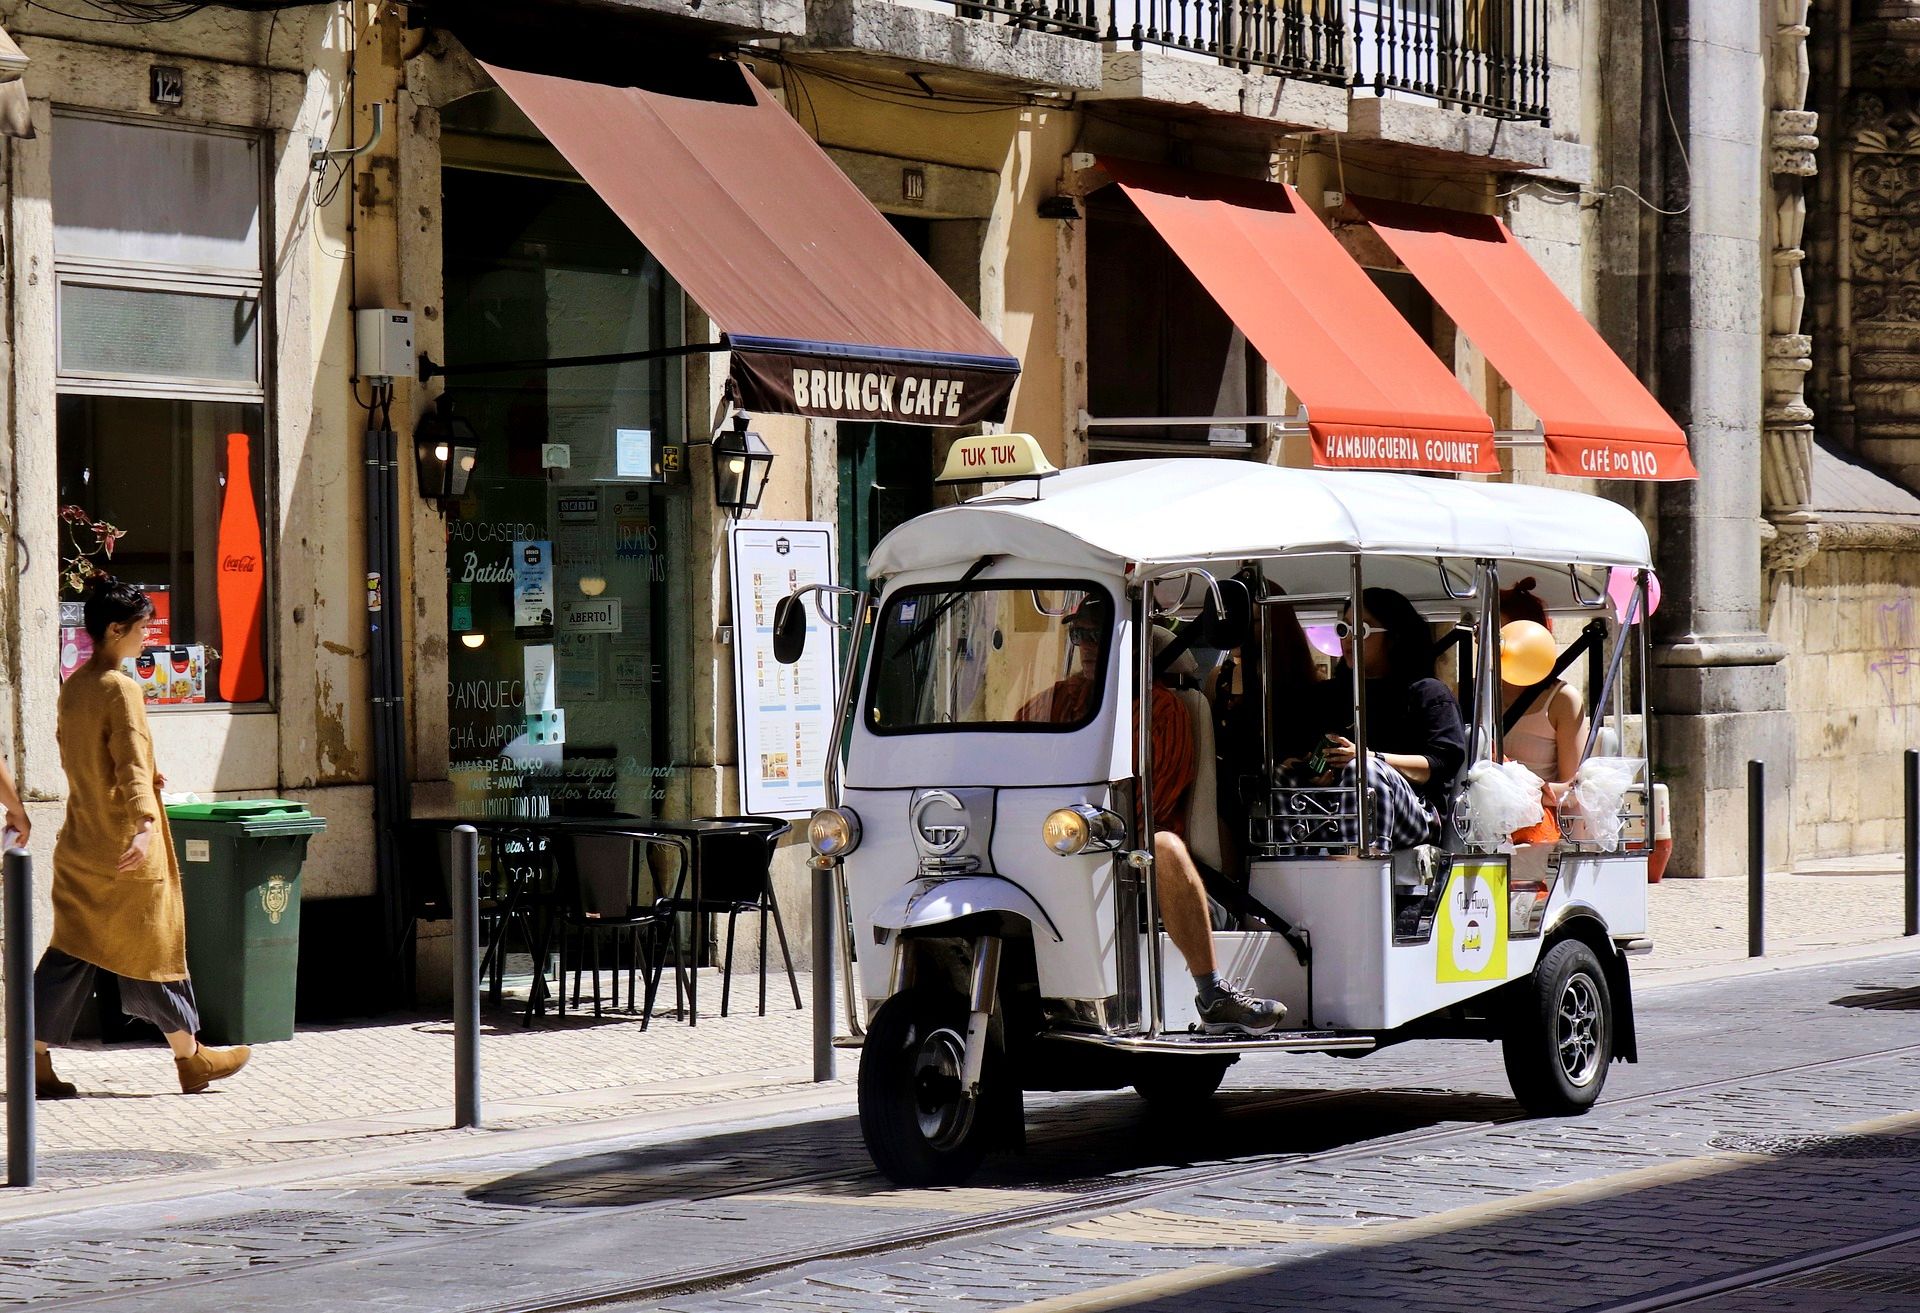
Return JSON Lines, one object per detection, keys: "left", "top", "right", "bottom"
{"left": 450, "top": 825, "right": 481, "bottom": 1129}
{"left": 1748, "top": 760, "right": 1765, "bottom": 959}
{"left": 1905, "top": 750, "right": 1918, "bottom": 939}
{"left": 811, "top": 862, "right": 835, "bottom": 1083}
{"left": 5, "top": 848, "right": 34, "bottom": 1186}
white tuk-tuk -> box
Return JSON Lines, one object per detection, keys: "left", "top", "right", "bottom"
{"left": 778, "top": 451, "right": 1655, "bottom": 1186}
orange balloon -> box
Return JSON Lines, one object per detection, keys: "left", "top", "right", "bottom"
{"left": 1500, "top": 620, "right": 1556, "bottom": 687}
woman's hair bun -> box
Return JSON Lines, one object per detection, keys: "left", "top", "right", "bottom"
{"left": 1512, "top": 576, "right": 1538, "bottom": 594}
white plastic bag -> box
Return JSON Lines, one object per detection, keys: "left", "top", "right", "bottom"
{"left": 1459, "top": 759, "right": 1546, "bottom": 846}
{"left": 1560, "top": 756, "right": 1642, "bottom": 851}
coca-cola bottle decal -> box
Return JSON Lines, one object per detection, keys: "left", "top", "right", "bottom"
{"left": 216, "top": 431, "right": 266, "bottom": 703}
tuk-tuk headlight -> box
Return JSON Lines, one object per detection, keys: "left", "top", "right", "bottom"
{"left": 1042, "top": 805, "right": 1124, "bottom": 856}
{"left": 808, "top": 806, "right": 862, "bottom": 859}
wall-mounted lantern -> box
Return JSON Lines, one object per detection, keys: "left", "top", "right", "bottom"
{"left": 415, "top": 397, "right": 478, "bottom": 507}
{"left": 712, "top": 410, "right": 774, "bottom": 515}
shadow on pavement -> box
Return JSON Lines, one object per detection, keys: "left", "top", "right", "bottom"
{"left": 465, "top": 1086, "right": 1515, "bottom": 1210}
{"left": 1830, "top": 984, "right": 1920, "bottom": 1011}
{"left": 1058, "top": 1126, "right": 1920, "bottom": 1313}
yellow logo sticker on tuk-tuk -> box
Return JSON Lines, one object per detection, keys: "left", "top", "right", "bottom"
{"left": 1435, "top": 861, "right": 1507, "bottom": 983}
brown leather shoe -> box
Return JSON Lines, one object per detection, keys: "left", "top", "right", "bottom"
{"left": 35, "top": 1050, "right": 76, "bottom": 1100}
{"left": 176, "top": 1043, "right": 251, "bottom": 1094}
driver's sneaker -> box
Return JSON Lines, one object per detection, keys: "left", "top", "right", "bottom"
{"left": 1196, "top": 981, "right": 1286, "bottom": 1035}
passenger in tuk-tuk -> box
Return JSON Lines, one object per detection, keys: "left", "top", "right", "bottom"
{"left": 1313, "top": 588, "right": 1467, "bottom": 849}
{"left": 1020, "top": 621, "right": 1286, "bottom": 1034}
{"left": 1498, "top": 578, "right": 1587, "bottom": 786}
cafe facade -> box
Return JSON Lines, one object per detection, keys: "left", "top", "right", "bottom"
{"left": 0, "top": 0, "right": 1873, "bottom": 1009}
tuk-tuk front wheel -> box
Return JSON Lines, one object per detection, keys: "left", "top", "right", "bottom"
{"left": 1502, "top": 938, "right": 1612, "bottom": 1116}
{"left": 859, "top": 988, "right": 1000, "bottom": 1186}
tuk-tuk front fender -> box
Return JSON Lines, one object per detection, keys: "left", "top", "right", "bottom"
{"left": 872, "top": 876, "right": 1064, "bottom": 943}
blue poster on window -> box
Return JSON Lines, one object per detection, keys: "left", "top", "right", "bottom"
{"left": 512, "top": 540, "right": 553, "bottom": 629}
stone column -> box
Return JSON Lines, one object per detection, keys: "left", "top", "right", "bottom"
{"left": 1651, "top": 0, "right": 1794, "bottom": 876}
{"left": 1761, "top": 0, "right": 1821, "bottom": 573}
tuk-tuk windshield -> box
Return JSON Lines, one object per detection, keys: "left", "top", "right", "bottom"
{"left": 867, "top": 583, "right": 1114, "bottom": 734}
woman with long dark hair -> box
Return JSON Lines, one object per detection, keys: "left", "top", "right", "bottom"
{"left": 34, "top": 578, "right": 250, "bottom": 1097}
{"left": 1318, "top": 586, "right": 1467, "bottom": 849}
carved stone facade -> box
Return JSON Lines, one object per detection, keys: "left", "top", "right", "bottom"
{"left": 1807, "top": 1, "right": 1920, "bottom": 491}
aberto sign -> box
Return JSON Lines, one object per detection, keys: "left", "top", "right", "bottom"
{"left": 728, "top": 337, "right": 1018, "bottom": 428}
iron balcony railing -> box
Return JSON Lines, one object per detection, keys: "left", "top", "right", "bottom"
{"left": 1349, "top": 0, "right": 1550, "bottom": 122}
{"left": 943, "top": 0, "right": 1548, "bottom": 124}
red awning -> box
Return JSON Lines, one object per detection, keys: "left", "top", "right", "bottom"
{"left": 1356, "top": 197, "right": 1695, "bottom": 481}
{"left": 482, "top": 61, "right": 1018, "bottom": 427}
{"left": 1102, "top": 159, "right": 1497, "bottom": 475}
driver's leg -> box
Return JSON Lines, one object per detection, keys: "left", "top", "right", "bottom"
{"left": 1153, "top": 831, "right": 1216, "bottom": 973}
{"left": 1153, "top": 832, "right": 1285, "bottom": 1034}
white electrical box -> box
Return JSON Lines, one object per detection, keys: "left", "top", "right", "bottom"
{"left": 355, "top": 308, "right": 416, "bottom": 380}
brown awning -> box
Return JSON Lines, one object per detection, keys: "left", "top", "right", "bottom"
{"left": 482, "top": 61, "right": 1018, "bottom": 427}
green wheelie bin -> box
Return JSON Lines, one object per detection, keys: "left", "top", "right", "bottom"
{"left": 165, "top": 800, "right": 327, "bottom": 1045}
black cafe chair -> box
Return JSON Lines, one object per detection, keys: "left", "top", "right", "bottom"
{"left": 555, "top": 831, "right": 678, "bottom": 1025}
{"left": 682, "top": 817, "right": 800, "bottom": 1018}
{"left": 408, "top": 824, "right": 511, "bottom": 1003}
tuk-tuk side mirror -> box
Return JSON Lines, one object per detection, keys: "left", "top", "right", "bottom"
{"left": 772, "top": 595, "right": 808, "bottom": 665}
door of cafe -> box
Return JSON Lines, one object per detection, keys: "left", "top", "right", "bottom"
{"left": 439, "top": 154, "right": 693, "bottom": 820}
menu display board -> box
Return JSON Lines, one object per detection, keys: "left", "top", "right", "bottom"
{"left": 728, "top": 521, "right": 837, "bottom": 818}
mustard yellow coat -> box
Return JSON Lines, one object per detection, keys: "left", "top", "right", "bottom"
{"left": 50, "top": 667, "right": 187, "bottom": 982}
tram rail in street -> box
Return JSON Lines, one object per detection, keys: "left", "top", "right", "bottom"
{"left": 1572, "top": 1218, "right": 1920, "bottom": 1312}
{"left": 18, "top": 1035, "right": 1920, "bottom": 1312}
{"left": 451, "top": 1038, "right": 1920, "bottom": 1313}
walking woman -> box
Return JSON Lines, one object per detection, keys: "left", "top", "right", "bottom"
{"left": 35, "top": 578, "right": 250, "bottom": 1097}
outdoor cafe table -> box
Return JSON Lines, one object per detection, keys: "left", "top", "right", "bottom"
{"left": 412, "top": 814, "right": 787, "bottom": 1025}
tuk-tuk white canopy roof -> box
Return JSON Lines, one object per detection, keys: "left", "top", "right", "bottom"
{"left": 868, "top": 460, "right": 1653, "bottom": 579}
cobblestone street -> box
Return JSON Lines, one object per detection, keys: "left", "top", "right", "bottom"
{"left": 0, "top": 939, "right": 1913, "bottom": 1310}
{"left": 4, "top": 863, "right": 1913, "bottom": 1202}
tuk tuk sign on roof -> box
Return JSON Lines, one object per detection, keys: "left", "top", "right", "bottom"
{"left": 868, "top": 460, "right": 1652, "bottom": 578}
{"left": 935, "top": 433, "right": 1058, "bottom": 485}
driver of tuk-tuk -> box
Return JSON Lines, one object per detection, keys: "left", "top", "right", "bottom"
{"left": 1019, "top": 618, "right": 1286, "bottom": 1035}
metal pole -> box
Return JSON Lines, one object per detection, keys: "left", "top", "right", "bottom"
{"left": 1748, "top": 760, "right": 1765, "bottom": 959}
{"left": 1905, "top": 749, "right": 1918, "bottom": 938}
{"left": 811, "top": 863, "right": 835, "bottom": 1082}
{"left": 5, "top": 848, "right": 34, "bottom": 1186}
{"left": 451, "top": 825, "right": 481, "bottom": 1129}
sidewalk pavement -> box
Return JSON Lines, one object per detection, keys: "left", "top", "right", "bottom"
{"left": 1, "top": 858, "right": 1915, "bottom": 1212}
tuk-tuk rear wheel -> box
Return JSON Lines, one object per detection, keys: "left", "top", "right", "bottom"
{"left": 859, "top": 987, "right": 1000, "bottom": 1186}
{"left": 1502, "top": 938, "right": 1612, "bottom": 1116}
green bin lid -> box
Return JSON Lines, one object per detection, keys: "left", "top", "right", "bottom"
{"left": 166, "top": 798, "right": 310, "bottom": 823}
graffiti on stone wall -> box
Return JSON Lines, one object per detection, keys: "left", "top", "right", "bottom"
{"left": 1868, "top": 594, "right": 1918, "bottom": 709}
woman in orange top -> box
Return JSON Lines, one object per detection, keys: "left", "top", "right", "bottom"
{"left": 34, "top": 578, "right": 251, "bottom": 1097}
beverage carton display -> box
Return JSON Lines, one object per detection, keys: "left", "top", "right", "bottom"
{"left": 165, "top": 645, "right": 207, "bottom": 704}
{"left": 123, "top": 651, "right": 168, "bottom": 703}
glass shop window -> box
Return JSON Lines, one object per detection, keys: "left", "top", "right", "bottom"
{"left": 51, "top": 112, "right": 271, "bottom": 707}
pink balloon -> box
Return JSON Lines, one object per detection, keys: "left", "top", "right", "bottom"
{"left": 1305, "top": 624, "right": 1344, "bottom": 658}
{"left": 1606, "top": 567, "right": 1660, "bottom": 623}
